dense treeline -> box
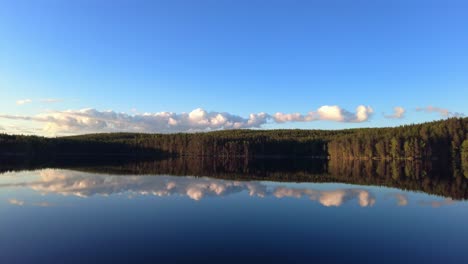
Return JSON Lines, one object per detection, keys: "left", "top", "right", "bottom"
{"left": 0, "top": 128, "right": 341, "bottom": 157}
{"left": 1, "top": 118, "right": 467, "bottom": 163}
{"left": 64, "top": 129, "right": 339, "bottom": 157}
{"left": 328, "top": 118, "right": 467, "bottom": 161}
{"left": 0, "top": 134, "right": 166, "bottom": 156}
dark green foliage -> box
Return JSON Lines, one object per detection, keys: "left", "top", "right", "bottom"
{"left": 0, "top": 133, "right": 165, "bottom": 157}
{"left": 462, "top": 138, "right": 468, "bottom": 178}
{"left": 1, "top": 118, "right": 466, "bottom": 162}
{"left": 327, "top": 118, "right": 467, "bottom": 161}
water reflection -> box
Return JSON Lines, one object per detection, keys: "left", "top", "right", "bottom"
{"left": 418, "top": 198, "right": 455, "bottom": 208}
{"left": 0, "top": 169, "right": 383, "bottom": 207}
{"left": 7, "top": 198, "right": 51, "bottom": 207}
{"left": 3, "top": 168, "right": 460, "bottom": 208}
{"left": 1, "top": 156, "right": 466, "bottom": 200}
{"left": 273, "top": 187, "right": 375, "bottom": 207}
{"left": 8, "top": 198, "right": 24, "bottom": 206}
{"left": 387, "top": 193, "right": 409, "bottom": 206}
{"left": 1, "top": 160, "right": 466, "bottom": 264}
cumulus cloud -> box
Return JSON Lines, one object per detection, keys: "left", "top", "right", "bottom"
{"left": 384, "top": 107, "right": 405, "bottom": 119}
{"left": 0, "top": 105, "right": 374, "bottom": 135}
{"left": 416, "top": 106, "right": 465, "bottom": 118}
{"left": 16, "top": 99, "right": 32, "bottom": 105}
{"left": 0, "top": 108, "right": 269, "bottom": 135}
{"left": 273, "top": 105, "right": 373, "bottom": 123}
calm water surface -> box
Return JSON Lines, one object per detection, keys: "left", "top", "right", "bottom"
{"left": 0, "top": 161, "right": 467, "bottom": 263}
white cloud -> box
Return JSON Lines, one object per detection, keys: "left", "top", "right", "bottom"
{"left": 0, "top": 105, "right": 373, "bottom": 135}
{"left": 16, "top": 99, "right": 32, "bottom": 105}
{"left": 273, "top": 105, "right": 373, "bottom": 123}
{"left": 416, "top": 106, "right": 464, "bottom": 118}
{"left": 384, "top": 106, "right": 405, "bottom": 119}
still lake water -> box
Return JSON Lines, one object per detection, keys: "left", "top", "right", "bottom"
{"left": 0, "top": 158, "right": 467, "bottom": 263}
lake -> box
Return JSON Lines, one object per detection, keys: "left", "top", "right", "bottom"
{"left": 0, "top": 158, "right": 467, "bottom": 263}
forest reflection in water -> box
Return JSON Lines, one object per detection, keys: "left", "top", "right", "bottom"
{"left": 1, "top": 156, "right": 467, "bottom": 200}
{"left": 1, "top": 157, "right": 468, "bottom": 264}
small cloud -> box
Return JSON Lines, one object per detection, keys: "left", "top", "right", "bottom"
{"left": 416, "top": 106, "right": 464, "bottom": 118}
{"left": 16, "top": 99, "right": 32, "bottom": 105}
{"left": 384, "top": 107, "right": 405, "bottom": 119}
{"left": 8, "top": 199, "right": 25, "bottom": 206}
{"left": 40, "top": 98, "right": 62, "bottom": 103}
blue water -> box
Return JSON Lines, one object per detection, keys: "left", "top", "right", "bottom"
{"left": 0, "top": 169, "right": 467, "bottom": 263}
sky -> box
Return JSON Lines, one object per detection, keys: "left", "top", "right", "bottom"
{"left": 0, "top": 0, "right": 467, "bottom": 136}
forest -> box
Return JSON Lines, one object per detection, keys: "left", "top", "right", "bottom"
{"left": 0, "top": 118, "right": 467, "bottom": 164}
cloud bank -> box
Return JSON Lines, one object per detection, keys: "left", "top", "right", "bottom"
{"left": 0, "top": 105, "right": 373, "bottom": 135}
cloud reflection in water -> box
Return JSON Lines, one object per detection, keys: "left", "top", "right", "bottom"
{"left": 4, "top": 169, "right": 378, "bottom": 207}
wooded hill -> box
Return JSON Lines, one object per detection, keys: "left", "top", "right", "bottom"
{"left": 1, "top": 117, "right": 467, "bottom": 162}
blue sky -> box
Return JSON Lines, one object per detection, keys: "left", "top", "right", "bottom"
{"left": 0, "top": 0, "right": 467, "bottom": 135}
